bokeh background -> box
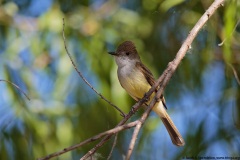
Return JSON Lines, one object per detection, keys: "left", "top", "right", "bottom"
{"left": 0, "top": 0, "right": 239, "bottom": 159}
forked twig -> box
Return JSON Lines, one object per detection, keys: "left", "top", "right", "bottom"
{"left": 0, "top": 79, "right": 30, "bottom": 100}
{"left": 62, "top": 18, "right": 126, "bottom": 117}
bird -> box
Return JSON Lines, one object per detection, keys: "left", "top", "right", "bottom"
{"left": 108, "top": 41, "right": 185, "bottom": 146}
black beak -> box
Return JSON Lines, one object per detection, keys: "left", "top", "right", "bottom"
{"left": 108, "top": 51, "right": 117, "bottom": 56}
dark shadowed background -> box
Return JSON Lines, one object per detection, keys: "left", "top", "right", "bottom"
{"left": 0, "top": 0, "right": 239, "bottom": 159}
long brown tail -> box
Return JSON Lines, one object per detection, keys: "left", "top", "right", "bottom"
{"left": 153, "top": 102, "right": 185, "bottom": 146}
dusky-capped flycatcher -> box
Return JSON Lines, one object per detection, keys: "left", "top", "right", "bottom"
{"left": 108, "top": 41, "right": 185, "bottom": 146}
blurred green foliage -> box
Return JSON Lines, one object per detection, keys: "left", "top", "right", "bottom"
{"left": 0, "top": 0, "right": 239, "bottom": 160}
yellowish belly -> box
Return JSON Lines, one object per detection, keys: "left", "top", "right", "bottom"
{"left": 118, "top": 69, "right": 151, "bottom": 101}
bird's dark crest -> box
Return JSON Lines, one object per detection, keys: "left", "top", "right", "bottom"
{"left": 117, "top": 41, "right": 136, "bottom": 53}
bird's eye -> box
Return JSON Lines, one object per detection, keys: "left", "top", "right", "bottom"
{"left": 126, "top": 52, "right": 130, "bottom": 56}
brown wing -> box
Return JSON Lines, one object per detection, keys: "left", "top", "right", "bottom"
{"left": 136, "top": 62, "right": 167, "bottom": 109}
{"left": 136, "top": 62, "right": 155, "bottom": 86}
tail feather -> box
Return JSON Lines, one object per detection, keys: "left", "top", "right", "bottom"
{"left": 153, "top": 102, "right": 185, "bottom": 146}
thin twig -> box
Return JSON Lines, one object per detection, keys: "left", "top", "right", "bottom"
{"left": 126, "top": 122, "right": 142, "bottom": 160}
{"left": 38, "top": 120, "right": 139, "bottom": 160}
{"left": 228, "top": 63, "right": 240, "bottom": 85}
{"left": 107, "top": 133, "right": 118, "bottom": 160}
{"left": 218, "top": 19, "right": 239, "bottom": 46}
{"left": 62, "top": 18, "right": 126, "bottom": 117}
{"left": 0, "top": 79, "right": 30, "bottom": 100}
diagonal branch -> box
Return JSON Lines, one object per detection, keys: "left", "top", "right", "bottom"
{"left": 62, "top": 18, "right": 126, "bottom": 117}
{"left": 126, "top": 121, "right": 142, "bottom": 159}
